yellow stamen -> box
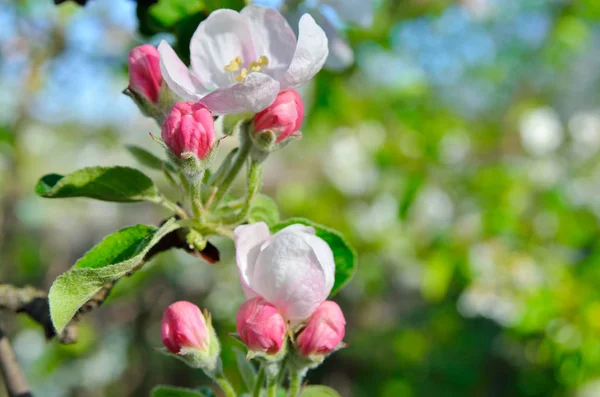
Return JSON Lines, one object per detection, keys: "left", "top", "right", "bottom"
{"left": 249, "top": 61, "right": 261, "bottom": 72}
{"left": 258, "top": 55, "right": 269, "bottom": 66}
{"left": 235, "top": 68, "right": 248, "bottom": 82}
{"left": 224, "top": 56, "right": 242, "bottom": 72}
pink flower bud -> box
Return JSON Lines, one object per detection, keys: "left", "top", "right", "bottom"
{"left": 296, "top": 301, "right": 346, "bottom": 357}
{"left": 236, "top": 297, "right": 287, "bottom": 354}
{"left": 253, "top": 89, "right": 304, "bottom": 143}
{"left": 161, "top": 102, "right": 215, "bottom": 159}
{"left": 128, "top": 44, "right": 162, "bottom": 104}
{"left": 161, "top": 301, "right": 208, "bottom": 354}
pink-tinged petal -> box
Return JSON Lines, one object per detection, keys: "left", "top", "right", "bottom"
{"left": 301, "top": 233, "right": 336, "bottom": 295}
{"left": 273, "top": 224, "right": 335, "bottom": 296}
{"left": 233, "top": 222, "right": 271, "bottom": 299}
{"left": 241, "top": 5, "right": 297, "bottom": 77}
{"left": 158, "top": 41, "right": 208, "bottom": 101}
{"left": 252, "top": 230, "right": 330, "bottom": 322}
{"left": 280, "top": 14, "right": 328, "bottom": 90}
{"left": 190, "top": 9, "right": 256, "bottom": 89}
{"left": 199, "top": 72, "right": 280, "bottom": 115}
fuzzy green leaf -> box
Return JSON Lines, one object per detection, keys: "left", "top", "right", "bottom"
{"left": 35, "top": 166, "right": 159, "bottom": 202}
{"left": 271, "top": 218, "right": 357, "bottom": 295}
{"left": 48, "top": 219, "right": 181, "bottom": 333}
{"left": 151, "top": 386, "right": 206, "bottom": 397}
{"left": 248, "top": 194, "right": 280, "bottom": 227}
{"left": 300, "top": 386, "right": 342, "bottom": 397}
{"left": 126, "top": 145, "right": 175, "bottom": 172}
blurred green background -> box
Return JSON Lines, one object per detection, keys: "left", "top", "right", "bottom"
{"left": 3, "top": 0, "right": 600, "bottom": 395}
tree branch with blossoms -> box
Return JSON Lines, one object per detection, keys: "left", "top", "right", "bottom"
{"left": 32, "top": 4, "right": 356, "bottom": 397}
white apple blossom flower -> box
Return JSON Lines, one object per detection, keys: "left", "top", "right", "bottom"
{"left": 158, "top": 5, "right": 328, "bottom": 115}
{"left": 233, "top": 222, "right": 335, "bottom": 322}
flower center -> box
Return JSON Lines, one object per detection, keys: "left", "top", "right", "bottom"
{"left": 224, "top": 55, "right": 269, "bottom": 82}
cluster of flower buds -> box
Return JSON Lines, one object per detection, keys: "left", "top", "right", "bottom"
{"left": 127, "top": 42, "right": 305, "bottom": 171}
{"left": 233, "top": 222, "right": 346, "bottom": 367}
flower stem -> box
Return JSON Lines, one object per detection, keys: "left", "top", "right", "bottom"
{"left": 267, "top": 383, "right": 277, "bottom": 397}
{"left": 215, "top": 376, "right": 237, "bottom": 397}
{"left": 153, "top": 194, "right": 188, "bottom": 219}
{"left": 190, "top": 175, "right": 204, "bottom": 218}
{"left": 288, "top": 372, "right": 303, "bottom": 397}
{"left": 210, "top": 123, "right": 252, "bottom": 210}
{"left": 223, "top": 159, "right": 263, "bottom": 225}
{"left": 253, "top": 365, "right": 266, "bottom": 397}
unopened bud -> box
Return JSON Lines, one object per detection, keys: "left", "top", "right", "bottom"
{"left": 128, "top": 44, "right": 162, "bottom": 104}
{"left": 161, "top": 102, "right": 217, "bottom": 175}
{"left": 236, "top": 297, "right": 287, "bottom": 357}
{"left": 160, "top": 301, "right": 220, "bottom": 372}
{"left": 250, "top": 90, "right": 303, "bottom": 160}
{"left": 295, "top": 301, "right": 345, "bottom": 358}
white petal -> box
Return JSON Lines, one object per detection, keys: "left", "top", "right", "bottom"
{"left": 301, "top": 233, "right": 336, "bottom": 295}
{"left": 275, "top": 224, "right": 315, "bottom": 235}
{"left": 280, "top": 13, "right": 329, "bottom": 90}
{"left": 252, "top": 231, "right": 330, "bottom": 321}
{"left": 233, "top": 222, "right": 271, "bottom": 299}
{"left": 158, "top": 40, "right": 208, "bottom": 100}
{"left": 199, "top": 72, "right": 280, "bottom": 115}
{"left": 322, "top": 0, "right": 374, "bottom": 28}
{"left": 190, "top": 9, "right": 257, "bottom": 89}
{"left": 241, "top": 5, "right": 297, "bottom": 78}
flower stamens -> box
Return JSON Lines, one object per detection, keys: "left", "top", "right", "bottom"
{"left": 224, "top": 56, "right": 242, "bottom": 72}
{"left": 235, "top": 68, "right": 249, "bottom": 82}
{"left": 226, "top": 55, "right": 269, "bottom": 82}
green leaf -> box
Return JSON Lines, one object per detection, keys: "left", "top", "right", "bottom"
{"left": 300, "top": 386, "right": 342, "bottom": 397}
{"left": 35, "top": 166, "right": 159, "bottom": 203}
{"left": 248, "top": 194, "right": 280, "bottom": 227}
{"left": 152, "top": 385, "right": 206, "bottom": 397}
{"left": 148, "top": 0, "right": 204, "bottom": 30}
{"left": 271, "top": 218, "right": 357, "bottom": 295}
{"left": 233, "top": 347, "right": 256, "bottom": 391}
{"left": 48, "top": 219, "right": 181, "bottom": 333}
{"left": 125, "top": 144, "right": 175, "bottom": 172}
{"left": 194, "top": 387, "right": 215, "bottom": 397}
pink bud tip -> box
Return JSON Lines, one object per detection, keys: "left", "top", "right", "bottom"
{"left": 161, "top": 301, "right": 208, "bottom": 354}
{"left": 236, "top": 298, "right": 287, "bottom": 354}
{"left": 161, "top": 102, "right": 216, "bottom": 159}
{"left": 128, "top": 44, "right": 162, "bottom": 104}
{"left": 296, "top": 301, "right": 346, "bottom": 356}
{"left": 253, "top": 89, "right": 304, "bottom": 143}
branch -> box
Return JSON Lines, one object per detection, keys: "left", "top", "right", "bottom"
{"left": 0, "top": 285, "right": 76, "bottom": 344}
{"left": 0, "top": 327, "right": 32, "bottom": 397}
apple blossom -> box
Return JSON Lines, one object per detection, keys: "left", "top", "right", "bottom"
{"left": 253, "top": 89, "right": 304, "bottom": 143}
{"left": 236, "top": 297, "right": 287, "bottom": 354}
{"left": 233, "top": 222, "right": 335, "bottom": 322}
{"left": 158, "top": 5, "right": 328, "bottom": 115}
{"left": 161, "top": 102, "right": 216, "bottom": 160}
{"left": 296, "top": 300, "right": 346, "bottom": 357}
